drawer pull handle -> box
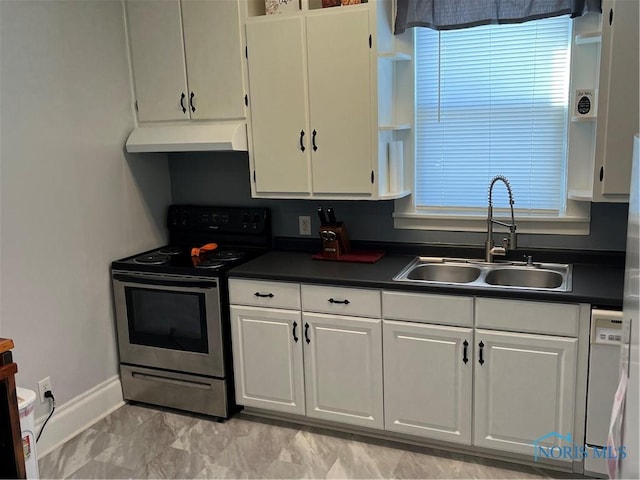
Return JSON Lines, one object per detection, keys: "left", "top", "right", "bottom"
{"left": 304, "top": 322, "right": 310, "bottom": 344}
{"left": 328, "top": 298, "right": 350, "bottom": 305}
{"left": 131, "top": 372, "right": 211, "bottom": 390}
{"left": 463, "top": 340, "right": 469, "bottom": 364}
{"left": 478, "top": 341, "right": 485, "bottom": 365}
{"left": 254, "top": 292, "right": 274, "bottom": 298}
{"left": 292, "top": 321, "right": 299, "bottom": 343}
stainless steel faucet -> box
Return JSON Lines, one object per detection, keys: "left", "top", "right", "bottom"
{"left": 485, "top": 175, "right": 517, "bottom": 262}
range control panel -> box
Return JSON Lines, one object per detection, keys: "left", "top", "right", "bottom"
{"left": 168, "top": 205, "right": 270, "bottom": 234}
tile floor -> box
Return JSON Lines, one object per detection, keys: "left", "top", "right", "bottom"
{"left": 38, "top": 404, "right": 580, "bottom": 479}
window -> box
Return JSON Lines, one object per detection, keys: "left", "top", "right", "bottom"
{"left": 395, "top": 15, "right": 591, "bottom": 234}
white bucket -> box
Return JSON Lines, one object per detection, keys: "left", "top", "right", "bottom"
{"left": 16, "top": 387, "right": 39, "bottom": 479}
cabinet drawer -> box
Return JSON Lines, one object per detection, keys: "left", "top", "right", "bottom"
{"left": 229, "top": 278, "right": 300, "bottom": 310}
{"left": 382, "top": 291, "right": 473, "bottom": 327}
{"left": 301, "top": 284, "right": 381, "bottom": 318}
{"left": 475, "top": 298, "right": 580, "bottom": 337}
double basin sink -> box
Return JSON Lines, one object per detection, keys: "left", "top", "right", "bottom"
{"left": 394, "top": 257, "right": 572, "bottom": 292}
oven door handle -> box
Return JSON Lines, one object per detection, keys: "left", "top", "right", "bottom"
{"left": 113, "top": 274, "right": 217, "bottom": 289}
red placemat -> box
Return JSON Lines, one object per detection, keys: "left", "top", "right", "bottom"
{"left": 311, "top": 250, "right": 385, "bottom": 263}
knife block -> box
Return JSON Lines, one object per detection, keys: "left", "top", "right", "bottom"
{"left": 320, "top": 223, "right": 350, "bottom": 259}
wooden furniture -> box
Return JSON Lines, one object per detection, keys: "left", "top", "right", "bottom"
{"left": 0, "top": 338, "right": 26, "bottom": 479}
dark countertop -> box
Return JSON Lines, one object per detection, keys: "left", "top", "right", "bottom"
{"left": 228, "top": 251, "right": 624, "bottom": 308}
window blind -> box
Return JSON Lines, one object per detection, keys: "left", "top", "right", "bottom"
{"left": 415, "top": 15, "right": 572, "bottom": 213}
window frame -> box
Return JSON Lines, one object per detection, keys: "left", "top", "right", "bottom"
{"left": 393, "top": 18, "right": 592, "bottom": 235}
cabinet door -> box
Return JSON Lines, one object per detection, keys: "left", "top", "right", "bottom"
{"left": 181, "top": 0, "right": 245, "bottom": 121}
{"left": 383, "top": 320, "right": 472, "bottom": 444}
{"left": 230, "top": 306, "right": 305, "bottom": 415}
{"left": 303, "top": 312, "right": 383, "bottom": 429}
{"left": 246, "top": 17, "right": 310, "bottom": 194}
{"left": 473, "top": 329, "right": 577, "bottom": 458}
{"left": 126, "top": 0, "right": 189, "bottom": 122}
{"left": 306, "top": 9, "right": 372, "bottom": 195}
{"left": 595, "top": 0, "right": 639, "bottom": 196}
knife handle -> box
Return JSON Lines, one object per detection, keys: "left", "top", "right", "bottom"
{"left": 317, "top": 207, "right": 328, "bottom": 226}
{"left": 327, "top": 207, "right": 337, "bottom": 225}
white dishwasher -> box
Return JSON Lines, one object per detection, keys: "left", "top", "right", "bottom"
{"left": 585, "top": 308, "right": 623, "bottom": 477}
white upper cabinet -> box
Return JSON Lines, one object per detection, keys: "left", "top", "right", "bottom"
{"left": 245, "top": 16, "right": 310, "bottom": 193}
{"left": 126, "top": 1, "right": 189, "bottom": 122}
{"left": 181, "top": 0, "right": 245, "bottom": 121}
{"left": 593, "top": 0, "right": 639, "bottom": 197}
{"left": 306, "top": 9, "right": 372, "bottom": 195}
{"left": 126, "top": 0, "right": 246, "bottom": 123}
{"left": 567, "top": 0, "right": 639, "bottom": 202}
{"left": 246, "top": 8, "right": 372, "bottom": 196}
{"left": 244, "top": 1, "right": 412, "bottom": 200}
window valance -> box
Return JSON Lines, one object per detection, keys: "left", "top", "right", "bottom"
{"left": 395, "top": 0, "right": 602, "bottom": 34}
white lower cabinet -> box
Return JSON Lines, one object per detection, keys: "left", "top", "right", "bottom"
{"left": 383, "top": 320, "right": 473, "bottom": 444}
{"left": 230, "top": 281, "right": 584, "bottom": 467}
{"left": 473, "top": 329, "right": 577, "bottom": 457}
{"left": 303, "top": 312, "right": 383, "bottom": 429}
{"left": 230, "top": 280, "right": 383, "bottom": 428}
{"left": 230, "top": 305, "right": 304, "bottom": 415}
{"left": 382, "top": 291, "right": 581, "bottom": 462}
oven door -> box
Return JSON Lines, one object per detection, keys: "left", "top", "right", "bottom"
{"left": 112, "top": 271, "right": 223, "bottom": 378}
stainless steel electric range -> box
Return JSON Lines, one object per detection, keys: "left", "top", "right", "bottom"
{"left": 111, "top": 205, "right": 271, "bottom": 419}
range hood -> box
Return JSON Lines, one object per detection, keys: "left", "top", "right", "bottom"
{"left": 125, "top": 122, "right": 247, "bottom": 153}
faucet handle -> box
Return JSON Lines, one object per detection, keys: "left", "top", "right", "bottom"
{"left": 523, "top": 255, "right": 533, "bottom": 266}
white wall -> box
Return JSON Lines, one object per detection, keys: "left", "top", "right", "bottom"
{"left": 0, "top": 0, "right": 171, "bottom": 424}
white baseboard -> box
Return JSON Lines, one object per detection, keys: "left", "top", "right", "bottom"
{"left": 35, "top": 375, "right": 124, "bottom": 458}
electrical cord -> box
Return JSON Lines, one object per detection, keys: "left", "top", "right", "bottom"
{"left": 36, "top": 390, "right": 55, "bottom": 443}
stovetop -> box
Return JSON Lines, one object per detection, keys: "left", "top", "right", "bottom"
{"left": 111, "top": 205, "right": 271, "bottom": 278}
{"left": 112, "top": 244, "right": 268, "bottom": 277}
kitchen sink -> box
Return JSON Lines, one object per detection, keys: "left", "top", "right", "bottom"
{"left": 484, "top": 267, "right": 564, "bottom": 289}
{"left": 394, "top": 257, "right": 572, "bottom": 292}
{"left": 406, "top": 263, "right": 482, "bottom": 283}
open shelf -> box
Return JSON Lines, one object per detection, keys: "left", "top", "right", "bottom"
{"left": 567, "top": 189, "right": 593, "bottom": 202}
{"left": 378, "top": 52, "right": 411, "bottom": 61}
{"left": 378, "top": 189, "right": 412, "bottom": 200}
{"left": 571, "top": 115, "right": 597, "bottom": 123}
{"left": 379, "top": 124, "right": 411, "bottom": 131}
{"left": 575, "top": 32, "right": 602, "bottom": 45}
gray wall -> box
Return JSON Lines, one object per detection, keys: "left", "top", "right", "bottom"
{"left": 0, "top": 0, "right": 172, "bottom": 421}
{"left": 169, "top": 152, "right": 629, "bottom": 252}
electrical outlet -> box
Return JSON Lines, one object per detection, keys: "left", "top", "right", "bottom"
{"left": 38, "top": 376, "right": 53, "bottom": 403}
{"left": 298, "top": 215, "right": 311, "bottom": 236}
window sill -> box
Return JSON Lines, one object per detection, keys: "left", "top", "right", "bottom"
{"left": 393, "top": 203, "right": 591, "bottom": 235}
